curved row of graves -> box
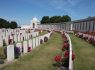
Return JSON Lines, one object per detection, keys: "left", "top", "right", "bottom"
{"left": 0, "top": 29, "right": 52, "bottom": 64}
{"left": 74, "top": 32, "right": 95, "bottom": 46}
{"left": 53, "top": 31, "right": 75, "bottom": 70}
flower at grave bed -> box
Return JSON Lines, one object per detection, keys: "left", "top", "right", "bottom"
{"left": 44, "top": 37, "right": 48, "bottom": 42}
{"left": 83, "top": 36, "right": 88, "bottom": 40}
{"left": 64, "top": 50, "right": 76, "bottom": 61}
{"left": 53, "top": 55, "right": 62, "bottom": 67}
{"left": 63, "top": 37, "right": 67, "bottom": 40}
{"left": 78, "top": 34, "right": 83, "bottom": 38}
{"left": 9, "top": 39, "right": 12, "bottom": 44}
{"left": 40, "top": 39, "right": 43, "bottom": 44}
{"left": 88, "top": 38, "right": 94, "bottom": 44}
{"left": 62, "top": 33, "right": 65, "bottom": 38}
{"left": 64, "top": 50, "right": 69, "bottom": 59}
{"left": 54, "top": 55, "right": 62, "bottom": 62}
{"left": 14, "top": 47, "right": 20, "bottom": 59}
{"left": 63, "top": 43, "right": 69, "bottom": 50}
{"left": 75, "top": 33, "right": 80, "bottom": 37}
{"left": 64, "top": 40, "right": 69, "bottom": 43}
{"left": 72, "top": 52, "right": 76, "bottom": 60}
{"left": 28, "top": 47, "right": 31, "bottom": 52}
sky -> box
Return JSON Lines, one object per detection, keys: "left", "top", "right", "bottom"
{"left": 0, "top": 0, "right": 95, "bottom": 26}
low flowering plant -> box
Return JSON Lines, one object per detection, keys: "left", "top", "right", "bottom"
{"left": 53, "top": 55, "right": 62, "bottom": 67}
{"left": 44, "top": 37, "right": 48, "bottom": 42}
{"left": 64, "top": 50, "right": 76, "bottom": 61}
{"left": 28, "top": 47, "right": 31, "bottom": 52}
{"left": 64, "top": 40, "right": 69, "bottom": 43}
{"left": 14, "top": 46, "right": 20, "bottom": 59}
{"left": 64, "top": 50, "right": 69, "bottom": 59}
{"left": 63, "top": 43, "right": 69, "bottom": 50}
{"left": 88, "top": 38, "right": 94, "bottom": 44}
{"left": 54, "top": 55, "right": 62, "bottom": 62}
{"left": 9, "top": 39, "right": 13, "bottom": 44}
{"left": 83, "top": 36, "right": 88, "bottom": 40}
{"left": 40, "top": 39, "right": 43, "bottom": 44}
{"left": 78, "top": 34, "right": 83, "bottom": 38}
{"left": 63, "top": 37, "right": 67, "bottom": 41}
{"left": 72, "top": 52, "right": 76, "bottom": 60}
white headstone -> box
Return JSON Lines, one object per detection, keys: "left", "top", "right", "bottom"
{"left": 14, "top": 35, "right": 17, "bottom": 43}
{"left": 35, "top": 37, "right": 39, "bottom": 47}
{"left": 0, "top": 36, "right": 3, "bottom": 47}
{"left": 5, "top": 35, "right": 9, "bottom": 45}
{"left": 17, "top": 34, "right": 21, "bottom": 42}
{"left": 7, "top": 45, "right": 14, "bottom": 62}
{"left": 41, "top": 36, "right": 44, "bottom": 43}
{"left": 32, "top": 38, "right": 36, "bottom": 48}
{"left": 38, "top": 36, "right": 41, "bottom": 45}
{"left": 20, "top": 35, "right": 23, "bottom": 41}
{"left": 28, "top": 39, "right": 32, "bottom": 49}
{"left": 23, "top": 41, "right": 28, "bottom": 53}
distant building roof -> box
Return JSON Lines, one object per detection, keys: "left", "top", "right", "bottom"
{"left": 73, "top": 16, "right": 95, "bottom": 23}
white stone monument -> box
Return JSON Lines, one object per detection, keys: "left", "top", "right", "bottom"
{"left": 28, "top": 39, "right": 32, "bottom": 49}
{"left": 0, "top": 36, "right": 3, "bottom": 47}
{"left": 7, "top": 45, "right": 14, "bottom": 62}
{"left": 35, "top": 37, "right": 39, "bottom": 47}
{"left": 23, "top": 41, "right": 28, "bottom": 53}
{"left": 30, "top": 17, "right": 40, "bottom": 29}
{"left": 32, "top": 38, "right": 36, "bottom": 48}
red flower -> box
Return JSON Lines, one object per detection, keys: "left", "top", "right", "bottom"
{"left": 54, "top": 55, "right": 62, "bottom": 62}
{"left": 64, "top": 51, "right": 76, "bottom": 60}
{"left": 63, "top": 43, "right": 69, "bottom": 48}
{"left": 64, "top": 51, "right": 69, "bottom": 59}
{"left": 28, "top": 47, "right": 31, "bottom": 52}
{"left": 72, "top": 52, "right": 76, "bottom": 60}
{"left": 64, "top": 36, "right": 67, "bottom": 39}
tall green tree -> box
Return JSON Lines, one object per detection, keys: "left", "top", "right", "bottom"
{"left": 41, "top": 16, "right": 50, "bottom": 24}
{"left": 10, "top": 21, "right": 18, "bottom": 29}
{"left": 0, "top": 18, "right": 7, "bottom": 28}
{"left": 3, "top": 21, "right": 10, "bottom": 28}
{"left": 50, "top": 16, "right": 61, "bottom": 23}
{"left": 61, "top": 15, "right": 71, "bottom": 22}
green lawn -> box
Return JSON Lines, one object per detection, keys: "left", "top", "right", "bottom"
{"left": 70, "top": 34, "right": 95, "bottom": 70}
{"left": 0, "top": 32, "right": 63, "bottom": 70}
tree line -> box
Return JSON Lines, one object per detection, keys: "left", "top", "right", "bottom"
{"left": 41, "top": 15, "right": 71, "bottom": 24}
{"left": 0, "top": 18, "right": 18, "bottom": 29}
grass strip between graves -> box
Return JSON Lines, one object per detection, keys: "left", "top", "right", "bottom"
{"left": 70, "top": 34, "right": 95, "bottom": 70}
{"left": 0, "top": 32, "right": 63, "bottom": 70}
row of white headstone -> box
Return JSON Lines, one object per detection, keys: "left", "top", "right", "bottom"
{"left": 7, "top": 32, "right": 52, "bottom": 62}
{"left": 77, "top": 32, "right": 95, "bottom": 40}
{"left": 0, "top": 29, "right": 39, "bottom": 47}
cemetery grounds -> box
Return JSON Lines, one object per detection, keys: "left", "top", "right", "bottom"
{"left": 0, "top": 32, "right": 95, "bottom": 70}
